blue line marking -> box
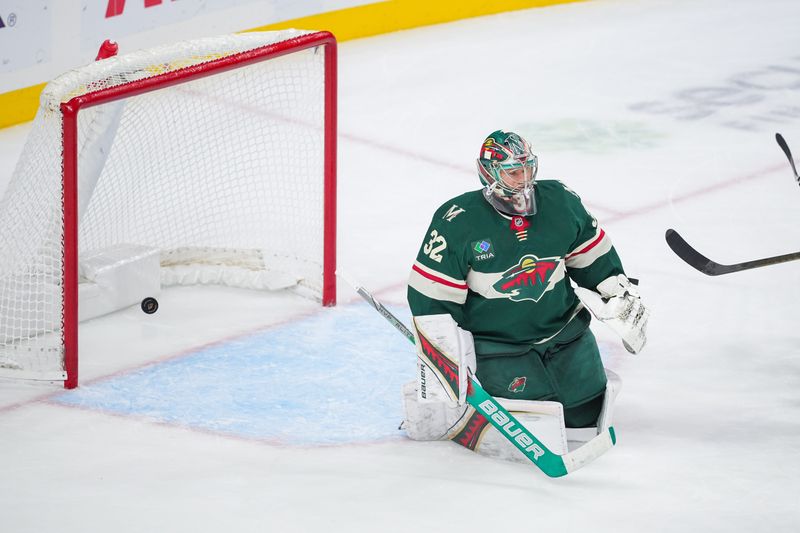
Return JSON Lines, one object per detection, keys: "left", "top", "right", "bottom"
{"left": 53, "top": 302, "right": 415, "bottom": 446}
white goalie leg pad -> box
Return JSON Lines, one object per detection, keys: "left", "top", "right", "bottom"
{"left": 574, "top": 274, "right": 650, "bottom": 354}
{"left": 411, "top": 314, "right": 476, "bottom": 404}
{"left": 466, "top": 399, "right": 568, "bottom": 463}
{"left": 565, "top": 368, "right": 622, "bottom": 450}
{"left": 402, "top": 314, "right": 476, "bottom": 440}
{"left": 401, "top": 381, "right": 469, "bottom": 441}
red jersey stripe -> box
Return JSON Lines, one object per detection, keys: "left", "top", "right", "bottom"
{"left": 412, "top": 264, "right": 468, "bottom": 290}
{"left": 567, "top": 229, "right": 606, "bottom": 258}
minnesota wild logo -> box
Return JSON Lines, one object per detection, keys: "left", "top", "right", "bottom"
{"left": 493, "top": 254, "right": 559, "bottom": 302}
{"left": 508, "top": 376, "right": 527, "bottom": 393}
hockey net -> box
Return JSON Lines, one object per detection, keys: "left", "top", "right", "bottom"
{"left": 0, "top": 30, "right": 337, "bottom": 388}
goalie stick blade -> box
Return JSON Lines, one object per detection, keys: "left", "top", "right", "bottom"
{"left": 666, "top": 229, "right": 800, "bottom": 275}
{"left": 775, "top": 133, "right": 799, "bottom": 184}
{"left": 561, "top": 427, "right": 616, "bottom": 475}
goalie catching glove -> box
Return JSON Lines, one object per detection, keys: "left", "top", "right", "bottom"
{"left": 574, "top": 274, "right": 649, "bottom": 354}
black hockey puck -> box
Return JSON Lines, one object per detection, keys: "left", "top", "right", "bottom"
{"left": 141, "top": 297, "right": 159, "bottom": 314}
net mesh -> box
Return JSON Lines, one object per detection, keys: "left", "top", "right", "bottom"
{"left": 0, "top": 31, "right": 329, "bottom": 381}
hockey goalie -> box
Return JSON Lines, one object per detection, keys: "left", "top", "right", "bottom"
{"left": 402, "top": 130, "right": 649, "bottom": 464}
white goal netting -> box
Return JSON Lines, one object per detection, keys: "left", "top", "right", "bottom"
{"left": 0, "top": 30, "right": 334, "bottom": 383}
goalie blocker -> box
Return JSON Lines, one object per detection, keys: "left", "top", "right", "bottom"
{"left": 402, "top": 314, "right": 622, "bottom": 463}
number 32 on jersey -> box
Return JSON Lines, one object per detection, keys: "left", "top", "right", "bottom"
{"left": 423, "top": 230, "right": 447, "bottom": 263}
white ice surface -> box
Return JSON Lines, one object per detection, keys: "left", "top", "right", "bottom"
{"left": 2, "top": 0, "right": 800, "bottom": 531}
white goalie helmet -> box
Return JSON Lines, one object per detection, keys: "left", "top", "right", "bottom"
{"left": 476, "top": 130, "right": 538, "bottom": 216}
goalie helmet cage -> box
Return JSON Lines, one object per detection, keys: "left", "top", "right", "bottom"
{"left": 0, "top": 30, "right": 337, "bottom": 389}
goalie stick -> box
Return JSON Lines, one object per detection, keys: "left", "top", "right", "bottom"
{"left": 775, "top": 133, "right": 799, "bottom": 185}
{"left": 665, "top": 229, "right": 800, "bottom": 275}
{"left": 337, "top": 271, "right": 617, "bottom": 478}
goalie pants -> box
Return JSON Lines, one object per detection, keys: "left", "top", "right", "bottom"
{"left": 474, "top": 312, "right": 607, "bottom": 428}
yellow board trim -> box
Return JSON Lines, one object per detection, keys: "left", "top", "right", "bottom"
{"left": 1, "top": 82, "right": 47, "bottom": 129}
{"left": 0, "top": 0, "right": 586, "bottom": 129}
{"left": 247, "top": 0, "right": 588, "bottom": 41}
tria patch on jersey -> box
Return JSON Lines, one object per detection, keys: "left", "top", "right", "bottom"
{"left": 471, "top": 239, "right": 495, "bottom": 262}
{"left": 492, "top": 254, "right": 559, "bottom": 302}
{"left": 442, "top": 204, "right": 465, "bottom": 221}
{"left": 508, "top": 376, "right": 527, "bottom": 393}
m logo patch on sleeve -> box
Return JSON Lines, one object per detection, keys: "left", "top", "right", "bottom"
{"left": 442, "top": 204, "right": 465, "bottom": 222}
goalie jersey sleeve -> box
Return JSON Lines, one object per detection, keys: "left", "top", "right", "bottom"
{"left": 560, "top": 182, "right": 626, "bottom": 290}
{"left": 407, "top": 183, "right": 626, "bottom": 345}
{"left": 407, "top": 201, "right": 471, "bottom": 326}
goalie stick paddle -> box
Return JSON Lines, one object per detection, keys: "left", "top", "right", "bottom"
{"left": 665, "top": 229, "right": 800, "bottom": 275}
{"left": 775, "top": 133, "right": 799, "bottom": 185}
{"left": 337, "top": 270, "right": 617, "bottom": 478}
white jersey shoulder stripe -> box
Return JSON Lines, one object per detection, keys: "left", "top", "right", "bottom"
{"left": 565, "top": 229, "right": 613, "bottom": 269}
{"left": 408, "top": 261, "right": 467, "bottom": 304}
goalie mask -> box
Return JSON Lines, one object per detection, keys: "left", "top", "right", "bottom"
{"left": 477, "top": 130, "right": 538, "bottom": 216}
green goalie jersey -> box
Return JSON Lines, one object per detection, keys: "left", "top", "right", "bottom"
{"left": 407, "top": 180, "right": 626, "bottom": 348}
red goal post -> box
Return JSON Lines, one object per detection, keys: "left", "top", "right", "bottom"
{"left": 0, "top": 30, "right": 337, "bottom": 389}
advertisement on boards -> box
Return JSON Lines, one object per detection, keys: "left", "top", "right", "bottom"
{"left": 81, "top": 0, "right": 376, "bottom": 54}
{"left": 0, "top": 1, "right": 52, "bottom": 74}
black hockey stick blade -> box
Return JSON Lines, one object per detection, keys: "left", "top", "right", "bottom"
{"left": 775, "top": 133, "right": 799, "bottom": 185}
{"left": 665, "top": 229, "right": 720, "bottom": 275}
{"left": 666, "top": 229, "right": 800, "bottom": 275}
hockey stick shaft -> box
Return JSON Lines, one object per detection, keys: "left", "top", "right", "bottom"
{"left": 337, "top": 271, "right": 616, "bottom": 477}
{"left": 775, "top": 133, "right": 799, "bottom": 184}
{"left": 665, "top": 229, "right": 800, "bottom": 275}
